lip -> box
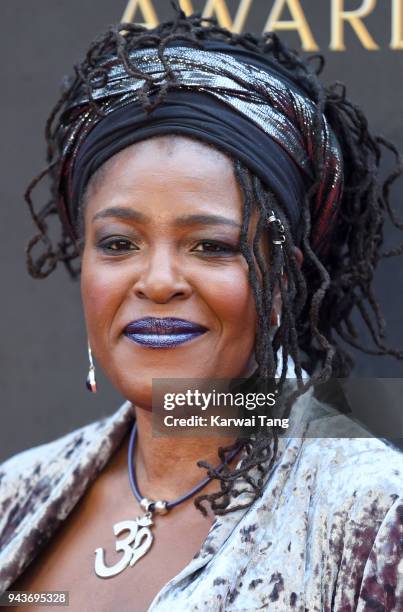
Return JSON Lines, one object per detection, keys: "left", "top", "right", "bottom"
{"left": 123, "top": 317, "right": 208, "bottom": 349}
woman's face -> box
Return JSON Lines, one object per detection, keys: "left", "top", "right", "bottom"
{"left": 81, "top": 135, "right": 267, "bottom": 409}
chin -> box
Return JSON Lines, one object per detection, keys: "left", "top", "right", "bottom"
{"left": 115, "top": 360, "right": 256, "bottom": 411}
{"left": 105, "top": 342, "right": 256, "bottom": 404}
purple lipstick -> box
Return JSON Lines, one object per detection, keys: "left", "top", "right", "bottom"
{"left": 124, "top": 317, "right": 208, "bottom": 348}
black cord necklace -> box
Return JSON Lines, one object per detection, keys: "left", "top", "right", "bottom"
{"left": 94, "top": 421, "right": 242, "bottom": 578}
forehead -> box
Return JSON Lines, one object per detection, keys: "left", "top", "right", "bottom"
{"left": 84, "top": 135, "right": 243, "bottom": 221}
{"left": 89, "top": 135, "right": 233, "bottom": 183}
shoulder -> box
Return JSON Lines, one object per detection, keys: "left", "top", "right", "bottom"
{"left": 1, "top": 418, "right": 103, "bottom": 481}
{"left": 294, "top": 432, "right": 402, "bottom": 552}
{"left": 181, "top": 434, "right": 401, "bottom": 611}
{"left": 299, "top": 434, "right": 402, "bottom": 506}
{"left": 296, "top": 435, "right": 402, "bottom": 610}
{"left": 287, "top": 389, "right": 403, "bottom": 506}
{"left": 0, "top": 401, "right": 133, "bottom": 590}
{"left": 249, "top": 432, "right": 402, "bottom": 610}
{"left": 0, "top": 400, "right": 133, "bottom": 480}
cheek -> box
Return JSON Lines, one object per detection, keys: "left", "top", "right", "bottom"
{"left": 80, "top": 251, "right": 127, "bottom": 343}
{"left": 199, "top": 262, "right": 257, "bottom": 341}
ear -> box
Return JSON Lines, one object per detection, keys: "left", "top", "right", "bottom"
{"left": 270, "top": 246, "right": 303, "bottom": 326}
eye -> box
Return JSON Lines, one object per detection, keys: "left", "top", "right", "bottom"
{"left": 191, "top": 241, "right": 239, "bottom": 255}
{"left": 97, "top": 237, "right": 139, "bottom": 254}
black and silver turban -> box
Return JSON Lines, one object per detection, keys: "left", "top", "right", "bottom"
{"left": 55, "top": 40, "right": 343, "bottom": 253}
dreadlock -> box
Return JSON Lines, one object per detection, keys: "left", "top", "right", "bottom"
{"left": 24, "top": 7, "right": 403, "bottom": 516}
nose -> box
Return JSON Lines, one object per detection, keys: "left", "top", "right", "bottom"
{"left": 132, "top": 246, "right": 192, "bottom": 303}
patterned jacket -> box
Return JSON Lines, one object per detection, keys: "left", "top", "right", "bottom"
{"left": 0, "top": 394, "right": 402, "bottom": 611}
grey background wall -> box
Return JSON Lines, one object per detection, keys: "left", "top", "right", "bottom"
{"left": 1, "top": 0, "right": 402, "bottom": 463}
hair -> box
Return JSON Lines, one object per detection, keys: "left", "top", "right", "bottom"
{"left": 24, "top": 6, "right": 403, "bottom": 515}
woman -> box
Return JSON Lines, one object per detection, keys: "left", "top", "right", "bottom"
{"left": 1, "top": 8, "right": 402, "bottom": 611}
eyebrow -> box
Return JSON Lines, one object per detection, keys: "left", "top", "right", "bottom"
{"left": 92, "top": 207, "right": 241, "bottom": 229}
{"left": 175, "top": 214, "right": 240, "bottom": 229}
{"left": 92, "top": 207, "right": 147, "bottom": 224}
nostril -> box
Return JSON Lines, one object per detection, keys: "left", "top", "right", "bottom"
{"left": 132, "top": 273, "right": 192, "bottom": 302}
{"left": 133, "top": 285, "right": 190, "bottom": 303}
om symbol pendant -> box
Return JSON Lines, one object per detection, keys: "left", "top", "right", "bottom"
{"left": 94, "top": 513, "right": 154, "bottom": 578}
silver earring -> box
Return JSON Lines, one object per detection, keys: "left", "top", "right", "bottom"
{"left": 86, "top": 341, "right": 97, "bottom": 393}
{"left": 267, "top": 211, "right": 286, "bottom": 246}
{"left": 276, "top": 313, "right": 281, "bottom": 328}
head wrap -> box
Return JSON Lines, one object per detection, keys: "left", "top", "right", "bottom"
{"left": 57, "top": 41, "right": 343, "bottom": 253}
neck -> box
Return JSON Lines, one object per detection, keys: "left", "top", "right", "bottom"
{"left": 133, "top": 405, "right": 238, "bottom": 503}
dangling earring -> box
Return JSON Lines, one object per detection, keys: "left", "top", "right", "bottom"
{"left": 86, "top": 341, "right": 97, "bottom": 393}
{"left": 276, "top": 313, "right": 281, "bottom": 328}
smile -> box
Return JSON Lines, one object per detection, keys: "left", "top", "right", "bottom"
{"left": 123, "top": 317, "right": 208, "bottom": 349}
